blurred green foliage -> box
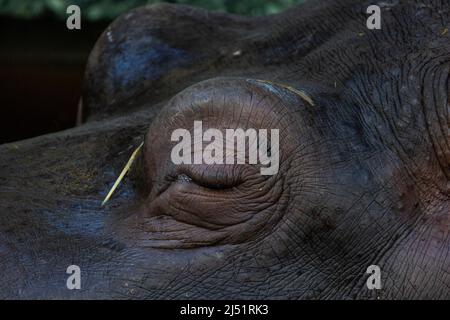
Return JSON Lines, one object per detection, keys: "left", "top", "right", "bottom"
{"left": 0, "top": 0, "right": 306, "bottom": 20}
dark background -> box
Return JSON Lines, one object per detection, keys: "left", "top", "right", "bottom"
{"left": 0, "top": 0, "right": 304, "bottom": 143}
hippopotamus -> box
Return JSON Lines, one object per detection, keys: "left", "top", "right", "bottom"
{"left": 0, "top": 0, "right": 448, "bottom": 299}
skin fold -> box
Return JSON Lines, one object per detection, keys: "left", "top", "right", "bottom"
{"left": 0, "top": 0, "right": 448, "bottom": 299}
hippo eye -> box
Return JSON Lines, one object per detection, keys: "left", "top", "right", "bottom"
{"left": 175, "top": 173, "right": 192, "bottom": 183}
{"left": 174, "top": 167, "right": 243, "bottom": 191}
{"left": 183, "top": 175, "right": 239, "bottom": 190}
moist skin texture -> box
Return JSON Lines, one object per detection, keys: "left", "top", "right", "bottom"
{"left": 0, "top": 0, "right": 449, "bottom": 299}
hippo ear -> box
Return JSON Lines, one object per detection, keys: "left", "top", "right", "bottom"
{"left": 82, "top": 3, "right": 252, "bottom": 121}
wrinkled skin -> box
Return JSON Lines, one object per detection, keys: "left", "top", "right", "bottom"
{"left": 0, "top": 0, "right": 449, "bottom": 299}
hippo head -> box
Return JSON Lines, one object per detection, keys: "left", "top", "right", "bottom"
{"left": 0, "top": 0, "right": 448, "bottom": 299}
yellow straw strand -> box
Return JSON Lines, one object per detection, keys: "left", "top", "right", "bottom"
{"left": 101, "top": 141, "right": 144, "bottom": 206}
{"left": 255, "top": 79, "right": 315, "bottom": 107}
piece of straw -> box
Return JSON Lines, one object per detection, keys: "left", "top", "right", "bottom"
{"left": 255, "top": 79, "right": 315, "bottom": 107}
{"left": 101, "top": 141, "right": 144, "bottom": 206}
